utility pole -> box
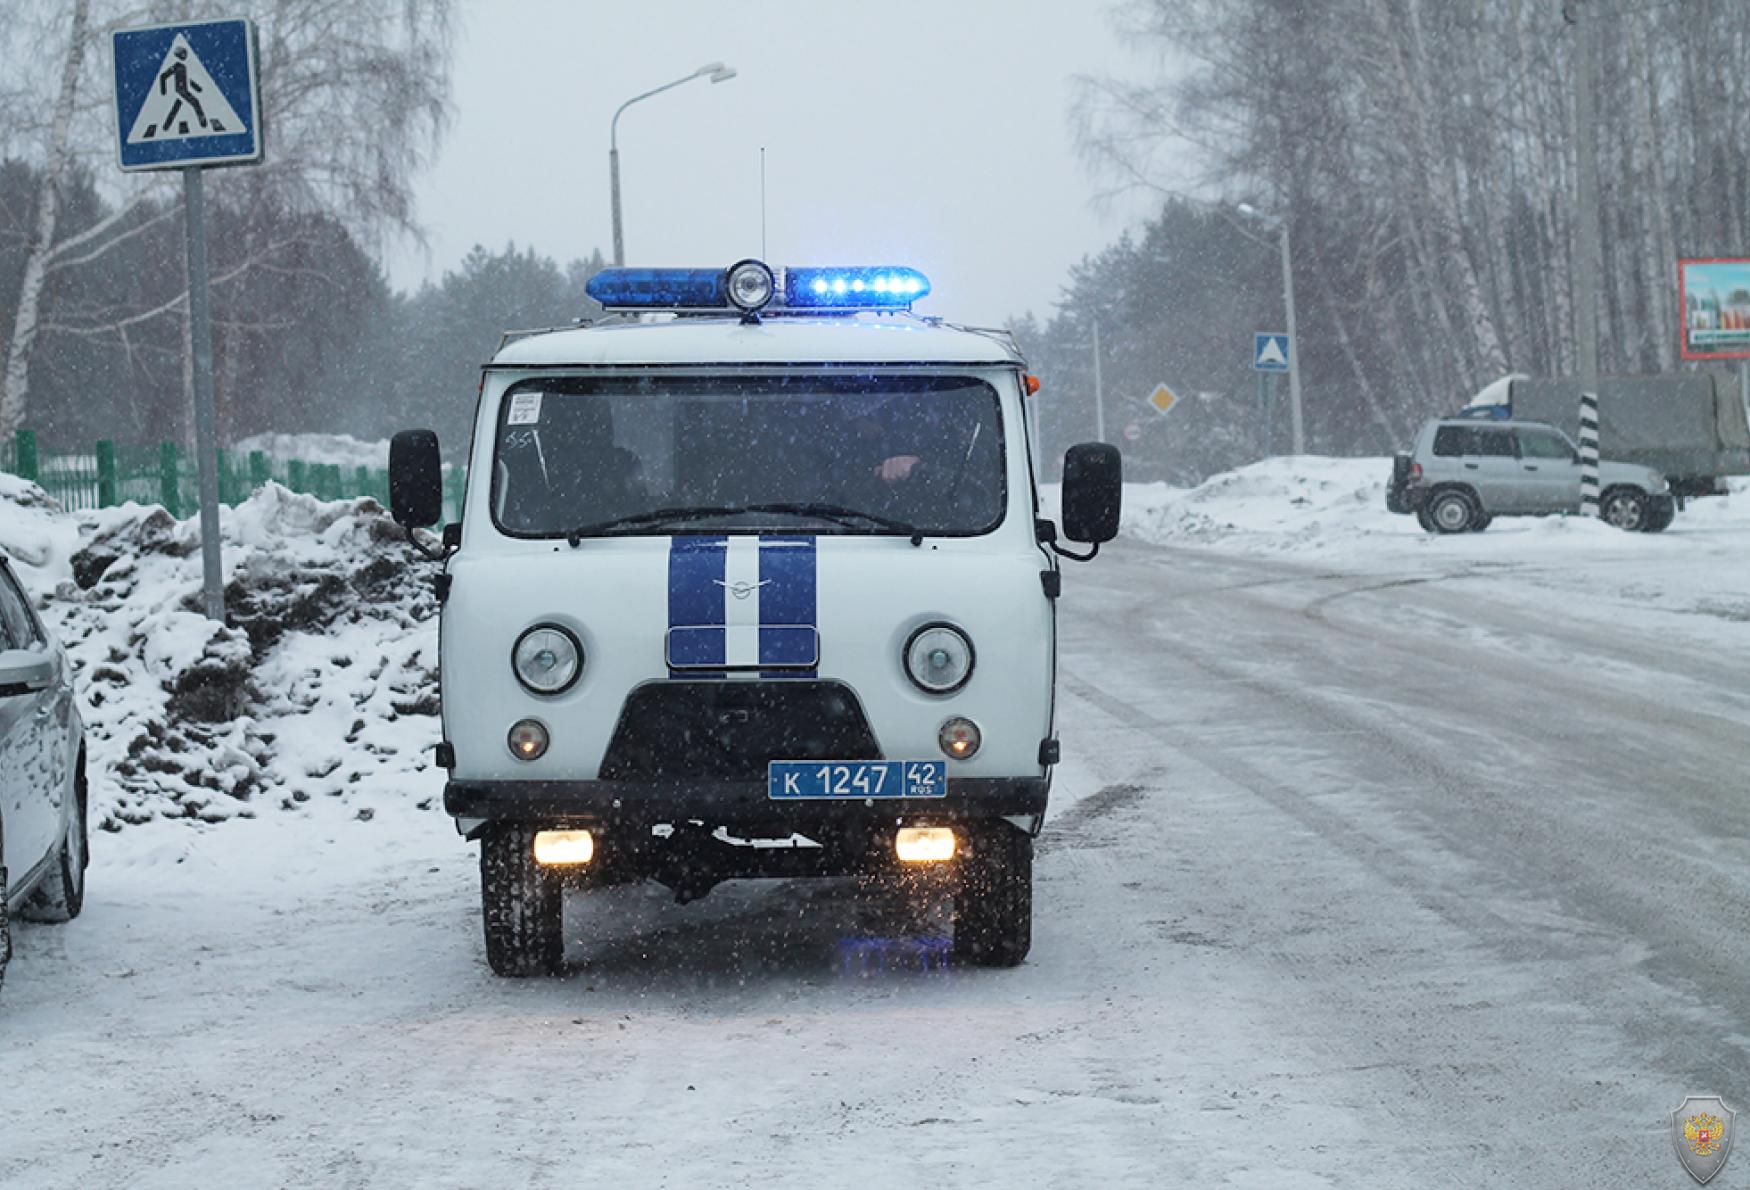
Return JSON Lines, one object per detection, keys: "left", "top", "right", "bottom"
{"left": 1092, "top": 318, "right": 1106, "bottom": 442}
{"left": 1278, "top": 219, "right": 1305, "bottom": 455}
{"left": 1571, "top": 0, "right": 1603, "bottom": 399}
{"left": 1570, "top": 0, "right": 1604, "bottom": 515}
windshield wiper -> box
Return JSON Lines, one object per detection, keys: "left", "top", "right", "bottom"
{"left": 744, "top": 502, "right": 924, "bottom": 546}
{"left": 566, "top": 505, "right": 742, "bottom": 545}
{"left": 565, "top": 502, "right": 924, "bottom": 547}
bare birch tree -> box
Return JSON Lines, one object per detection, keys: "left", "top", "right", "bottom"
{"left": 1071, "top": 0, "right": 1750, "bottom": 447}
{"left": 0, "top": 0, "right": 455, "bottom": 436}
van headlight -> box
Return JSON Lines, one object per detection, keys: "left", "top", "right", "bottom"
{"left": 512, "top": 624, "right": 583, "bottom": 695}
{"left": 904, "top": 623, "right": 974, "bottom": 694}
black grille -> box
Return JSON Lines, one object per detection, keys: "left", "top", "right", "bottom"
{"left": 598, "top": 680, "right": 882, "bottom": 781}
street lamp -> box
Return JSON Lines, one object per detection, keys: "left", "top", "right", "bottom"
{"left": 609, "top": 62, "right": 738, "bottom": 267}
{"left": 1236, "top": 202, "right": 1305, "bottom": 455}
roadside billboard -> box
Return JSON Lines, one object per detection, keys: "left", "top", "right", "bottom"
{"left": 1679, "top": 257, "right": 1750, "bottom": 360}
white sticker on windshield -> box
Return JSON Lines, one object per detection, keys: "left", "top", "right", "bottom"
{"left": 507, "top": 392, "right": 543, "bottom": 425}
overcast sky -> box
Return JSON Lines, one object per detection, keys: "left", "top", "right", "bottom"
{"left": 384, "top": 0, "right": 1164, "bottom": 327}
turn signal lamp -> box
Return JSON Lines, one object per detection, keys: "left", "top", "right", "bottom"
{"left": 895, "top": 827, "right": 956, "bottom": 863}
{"left": 938, "top": 717, "right": 982, "bottom": 760}
{"left": 508, "top": 719, "right": 549, "bottom": 760}
{"left": 534, "top": 829, "right": 595, "bottom": 866}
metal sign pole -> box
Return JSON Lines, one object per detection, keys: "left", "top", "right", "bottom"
{"left": 182, "top": 166, "right": 225, "bottom": 621}
{"left": 1257, "top": 371, "right": 1269, "bottom": 458}
{"left": 1092, "top": 317, "right": 1105, "bottom": 442}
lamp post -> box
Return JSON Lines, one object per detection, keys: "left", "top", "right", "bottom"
{"left": 1237, "top": 203, "right": 1305, "bottom": 455}
{"left": 609, "top": 62, "right": 738, "bottom": 268}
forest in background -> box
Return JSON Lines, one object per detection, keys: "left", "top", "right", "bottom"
{"left": 1021, "top": 0, "right": 1750, "bottom": 482}
{"left": 6, "top": 1, "right": 1750, "bottom": 484}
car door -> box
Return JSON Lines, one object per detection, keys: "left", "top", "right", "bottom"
{"left": 1514, "top": 427, "right": 1582, "bottom": 512}
{"left": 0, "top": 563, "right": 59, "bottom": 886}
{"left": 1461, "top": 426, "right": 1522, "bottom": 511}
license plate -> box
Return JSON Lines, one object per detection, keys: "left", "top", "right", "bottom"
{"left": 767, "top": 760, "right": 947, "bottom": 800}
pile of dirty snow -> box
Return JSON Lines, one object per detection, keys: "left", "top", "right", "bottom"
{"left": 0, "top": 478, "right": 442, "bottom": 830}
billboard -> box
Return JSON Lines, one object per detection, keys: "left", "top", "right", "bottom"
{"left": 1680, "top": 257, "right": 1750, "bottom": 360}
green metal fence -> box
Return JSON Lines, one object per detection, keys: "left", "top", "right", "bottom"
{"left": 1, "top": 430, "right": 466, "bottom": 522}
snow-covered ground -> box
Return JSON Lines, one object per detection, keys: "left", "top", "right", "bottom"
{"left": 2, "top": 460, "right": 1747, "bottom": 1187}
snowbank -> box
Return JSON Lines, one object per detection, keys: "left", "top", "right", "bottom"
{"left": 1045, "top": 455, "right": 1750, "bottom": 558}
{"left": 1050, "top": 456, "right": 1750, "bottom": 630}
{"left": 1, "top": 481, "right": 441, "bottom": 829}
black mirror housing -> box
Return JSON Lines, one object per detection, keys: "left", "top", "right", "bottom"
{"left": 1062, "top": 442, "right": 1122, "bottom": 544}
{"left": 389, "top": 429, "right": 444, "bottom": 528}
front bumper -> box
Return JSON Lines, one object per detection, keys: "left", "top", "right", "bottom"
{"left": 445, "top": 775, "right": 1050, "bottom": 829}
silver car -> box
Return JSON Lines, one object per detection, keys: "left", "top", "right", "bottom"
{"left": 1392, "top": 417, "right": 1675, "bottom": 534}
{"left": 0, "top": 555, "right": 88, "bottom": 999}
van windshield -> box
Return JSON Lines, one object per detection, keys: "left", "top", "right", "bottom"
{"left": 491, "top": 373, "right": 1008, "bottom": 538}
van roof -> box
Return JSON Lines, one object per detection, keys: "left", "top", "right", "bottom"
{"left": 488, "top": 312, "right": 1024, "bottom": 369}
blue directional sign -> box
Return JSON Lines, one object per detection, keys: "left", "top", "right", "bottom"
{"left": 1254, "top": 332, "right": 1291, "bottom": 373}
{"left": 112, "top": 19, "right": 261, "bottom": 171}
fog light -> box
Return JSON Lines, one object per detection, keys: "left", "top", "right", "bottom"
{"left": 938, "top": 716, "right": 981, "bottom": 760}
{"left": 533, "top": 829, "right": 594, "bottom": 866}
{"left": 508, "top": 719, "right": 549, "bottom": 760}
{"left": 895, "top": 826, "right": 956, "bottom": 863}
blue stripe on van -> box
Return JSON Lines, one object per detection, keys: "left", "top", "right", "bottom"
{"left": 667, "top": 536, "right": 727, "bottom": 676}
{"left": 759, "top": 536, "right": 817, "bottom": 674}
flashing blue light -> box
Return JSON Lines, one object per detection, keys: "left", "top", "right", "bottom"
{"left": 786, "top": 266, "right": 931, "bottom": 308}
{"left": 586, "top": 262, "right": 932, "bottom": 311}
{"left": 585, "top": 268, "right": 725, "bottom": 309}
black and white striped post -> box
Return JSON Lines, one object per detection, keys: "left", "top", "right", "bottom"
{"left": 1578, "top": 390, "right": 1601, "bottom": 517}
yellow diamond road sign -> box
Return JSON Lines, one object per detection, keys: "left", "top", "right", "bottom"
{"left": 1148, "top": 383, "right": 1178, "bottom": 415}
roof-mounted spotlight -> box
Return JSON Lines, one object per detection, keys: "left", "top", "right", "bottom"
{"left": 725, "top": 258, "right": 776, "bottom": 319}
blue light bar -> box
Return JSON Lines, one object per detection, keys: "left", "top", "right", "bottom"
{"left": 784, "top": 266, "right": 930, "bottom": 308}
{"left": 586, "top": 268, "right": 725, "bottom": 309}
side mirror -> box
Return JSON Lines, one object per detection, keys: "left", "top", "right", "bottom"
{"left": 1062, "top": 442, "right": 1122, "bottom": 545}
{"left": 389, "top": 429, "right": 443, "bottom": 529}
{"left": 0, "top": 648, "right": 54, "bottom": 699}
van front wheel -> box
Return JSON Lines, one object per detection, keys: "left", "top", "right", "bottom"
{"left": 953, "top": 822, "right": 1033, "bottom": 967}
{"left": 480, "top": 825, "right": 564, "bottom": 977}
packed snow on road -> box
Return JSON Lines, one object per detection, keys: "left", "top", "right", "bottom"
{"left": 1, "top": 467, "right": 1747, "bottom": 1187}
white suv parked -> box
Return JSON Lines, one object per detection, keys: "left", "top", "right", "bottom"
{"left": 1390, "top": 417, "right": 1675, "bottom": 534}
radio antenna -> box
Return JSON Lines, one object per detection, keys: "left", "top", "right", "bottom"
{"left": 759, "top": 147, "right": 768, "bottom": 259}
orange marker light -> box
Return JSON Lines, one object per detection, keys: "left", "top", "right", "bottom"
{"left": 1024, "top": 374, "right": 1041, "bottom": 396}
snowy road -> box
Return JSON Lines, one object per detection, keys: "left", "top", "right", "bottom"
{"left": 3, "top": 540, "right": 1748, "bottom": 1187}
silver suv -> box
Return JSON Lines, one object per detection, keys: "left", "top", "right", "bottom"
{"left": 1388, "top": 417, "right": 1675, "bottom": 534}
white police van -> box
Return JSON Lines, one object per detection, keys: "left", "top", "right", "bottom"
{"left": 388, "top": 260, "right": 1121, "bottom": 976}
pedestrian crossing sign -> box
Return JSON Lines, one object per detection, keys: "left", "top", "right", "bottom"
{"left": 112, "top": 19, "right": 261, "bottom": 172}
{"left": 1254, "top": 332, "right": 1291, "bottom": 372}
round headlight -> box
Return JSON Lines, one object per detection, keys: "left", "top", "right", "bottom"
{"left": 904, "top": 623, "right": 974, "bottom": 694}
{"left": 725, "top": 259, "right": 775, "bottom": 312}
{"left": 513, "top": 624, "right": 582, "bottom": 695}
